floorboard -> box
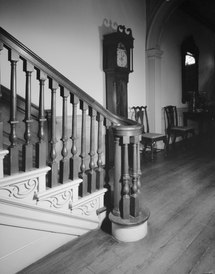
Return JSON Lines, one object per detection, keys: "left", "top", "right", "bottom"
{"left": 19, "top": 139, "right": 215, "bottom": 274}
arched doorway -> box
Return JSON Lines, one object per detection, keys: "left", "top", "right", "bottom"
{"left": 145, "top": 0, "right": 185, "bottom": 132}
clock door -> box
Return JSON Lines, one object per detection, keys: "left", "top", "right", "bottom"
{"left": 105, "top": 72, "right": 128, "bottom": 118}
{"left": 116, "top": 75, "right": 128, "bottom": 117}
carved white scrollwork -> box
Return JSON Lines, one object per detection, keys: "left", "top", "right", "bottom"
{"left": 73, "top": 198, "right": 99, "bottom": 216}
{"left": 38, "top": 189, "right": 73, "bottom": 210}
{"left": 0, "top": 178, "right": 38, "bottom": 199}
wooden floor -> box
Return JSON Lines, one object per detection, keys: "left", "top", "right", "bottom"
{"left": 19, "top": 138, "right": 215, "bottom": 274}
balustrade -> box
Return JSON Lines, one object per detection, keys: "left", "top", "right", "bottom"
{"left": 0, "top": 27, "right": 148, "bottom": 237}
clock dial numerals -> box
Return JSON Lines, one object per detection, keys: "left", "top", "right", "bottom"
{"left": 117, "top": 43, "right": 128, "bottom": 68}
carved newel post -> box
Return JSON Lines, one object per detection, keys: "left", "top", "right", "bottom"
{"left": 109, "top": 124, "right": 150, "bottom": 242}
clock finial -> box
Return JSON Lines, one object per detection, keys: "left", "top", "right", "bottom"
{"left": 117, "top": 25, "right": 132, "bottom": 37}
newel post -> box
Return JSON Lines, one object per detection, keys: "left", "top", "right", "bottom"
{"left": 109, "top": 124, "right": 150, "bottom": 242}
{"left": 0, "top": 42, "right": 3, "bottom": 150}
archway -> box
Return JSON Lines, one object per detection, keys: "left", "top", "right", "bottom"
{"left": 145, "top": 0, "right": 185, "bottom": 132}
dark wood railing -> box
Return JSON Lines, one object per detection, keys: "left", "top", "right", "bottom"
{"left": 0, "top": 27, "right": 147, "bottom": 225}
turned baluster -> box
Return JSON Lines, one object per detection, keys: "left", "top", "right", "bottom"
{"left": 0, "top": 113, "right": 2, "bottom": 151}
{"left": 137, "top": 141, "right": 141, "bottom": 193}
{"left": 22, "top": 61, "right": 34, "bottom": 171}
{"left": 79, "top": 101, "right": 88, "bottom": 196}
{"left": 59, "top": 87, "right": 70, "bottom": 183}
{"left": 88, "top": 107, "right": 96, "bottom": 193}
{"left": 36, "top": 70, "right": 47, "bottom": 167}
{"left": 8, "top": 49, "right": 19, "bottom": 174}
{"left": 113, "top": 136, "right": 121, "bottom": 216}
{"left": 96, "top": 113, "right": 104, "bottom": 189}
{"left": 0, "top": 42, "right": 3, "bottom": 98}
{"left": 121, "top": 136, "right": 130, "bottom": 219}
{"left": 130, "top": 136, "right": 140, "bottom": 217}
{"left": 48, "top": 79, "right": 58, "bottom": 187}
{"left": 0, "top": 42, "right": 3, "bottom": 149}
{"left": 70, "top": 94, "right": 79, "bottom": 179}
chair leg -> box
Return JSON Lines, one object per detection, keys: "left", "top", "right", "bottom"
{"left": 172, "top": 134, "right": 176, "bottom": 145}
{"left": 164, "top": 137, "right": 168, "bottom": 156}
{"left": 183, "top": 132, "right": 188, "bottom": 149}
{"left": 192, "top": 129, "right": 196, "bottom": 145}
{"left": 143, "top": 142, "right": 147, "bottom": 154}
{"left": 167, "top": 134, "right": 171, "bottom": 147}
{"left": 150, "top": 142, "right": 154, "bottom": 160}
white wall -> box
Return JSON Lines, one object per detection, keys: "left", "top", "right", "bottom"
{"left": 0, "top": 0, "right": 146, "bottom": 115}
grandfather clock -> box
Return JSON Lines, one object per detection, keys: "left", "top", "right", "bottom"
{"left": 103, "top": 25, "right": 134, "bottom": 118}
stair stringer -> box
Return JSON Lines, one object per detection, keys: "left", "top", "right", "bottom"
{"left": 0, "top": 165, "right": 108, "bottom": 273}
{"left": 0, "top": 196, "right": 102, "bottom": 274}
{"left": 0, "top": 166, "right": 108, "bottom": 234}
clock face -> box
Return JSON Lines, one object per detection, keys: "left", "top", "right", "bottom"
{"left": 117, "top": 43, "right": 128, "bottom": 68}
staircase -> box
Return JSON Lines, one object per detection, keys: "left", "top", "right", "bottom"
{"left": 0, "top": 27, "right": 148, "bottom": 273}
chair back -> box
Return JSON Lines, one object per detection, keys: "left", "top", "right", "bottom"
{"left": 131, "top": 106, "right": 149, "bottom": 133}
{"left": 164, "top": 105, "right": 179, "bottom": 132}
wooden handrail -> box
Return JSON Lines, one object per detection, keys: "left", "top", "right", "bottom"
{"left": 0, "top": 27, "right": 135, "bottom": 127}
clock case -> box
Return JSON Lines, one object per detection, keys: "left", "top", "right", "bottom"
{"left": 103, "top": 25, "right": 134, "bottom": 118}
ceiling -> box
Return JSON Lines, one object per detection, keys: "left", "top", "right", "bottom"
{"left": 180, "top": 0, "right": 215, "bottom": 33}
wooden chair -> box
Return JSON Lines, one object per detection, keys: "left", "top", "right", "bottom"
{"left": 164, "top": 105, "right": 195, "bottom": 147}
{"left": 131, "top": 106, "right": 167, "bottom": 160}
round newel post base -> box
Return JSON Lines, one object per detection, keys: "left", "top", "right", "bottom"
{"left": 109, "top": 208, "right": 150, "bottom": 242}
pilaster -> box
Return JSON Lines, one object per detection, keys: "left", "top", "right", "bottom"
{"left": 146, "top": 48, "right": 163, "bottom": 133}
